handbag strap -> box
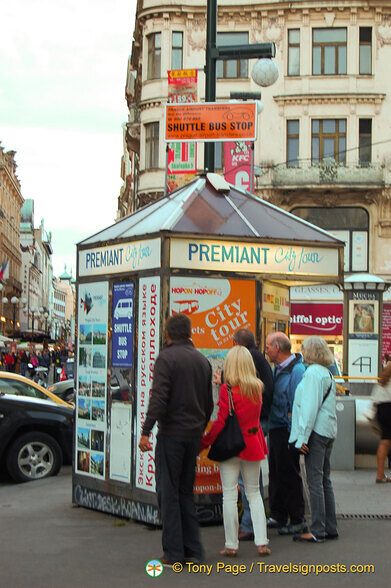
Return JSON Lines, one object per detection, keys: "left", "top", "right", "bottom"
{"left": 227, "top": 384, "right": 235, "bottom": 415}
{"left": 321, "top": 375, "right": 333, "bottom": 406}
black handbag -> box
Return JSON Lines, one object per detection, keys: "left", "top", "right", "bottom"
{"left": 208, "top": 384, "right": 246, "bottom": 462}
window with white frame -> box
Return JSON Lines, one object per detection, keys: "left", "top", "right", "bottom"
{"left": 359, "top": 119, "right": 372, "bottom": 166}
{"left": 216, "top": 32, "right": 249, "bottom": 78}
{"left": 147, "top": 33, "right": 161, "bottom": 80}
{"left": 145, "top": 122, "right": 159, "bottom": 169}
{"left": 312, "top": 28, "right": 347, "bottom": 75}
{"left": 287, "top": 120, "right": 300, "bottom": 167}
{"left": 171, "top": 32, "right": 183, "bottom": 70}
{"left": 288, "top": 29, "right": 300, "bottom": 76}
{"left": 359, "top": 27, "right": 372, "bottom": 75}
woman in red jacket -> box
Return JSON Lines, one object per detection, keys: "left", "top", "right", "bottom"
{"left": 201, "top": 345, "right": 270, "bottom": 556}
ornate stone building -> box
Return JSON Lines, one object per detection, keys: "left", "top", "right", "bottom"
{"left": 120, "top": 0, "right": 391, "bottom": 287}
{"left": 0, "top": 143, "right": 23, "bottom": 335}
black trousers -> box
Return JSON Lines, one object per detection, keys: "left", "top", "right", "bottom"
{"left": 268, "top": 427, "right": 305, "bottom": 526}
{"left": 155, "top": 434, "right": 203, "bottom": 562}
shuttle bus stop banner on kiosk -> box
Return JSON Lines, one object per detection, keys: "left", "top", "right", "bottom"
{"left": 73, "top": 175, "right": 343, "bottom": 524}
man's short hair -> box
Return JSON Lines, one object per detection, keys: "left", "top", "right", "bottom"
{"left": 233, "top": 328, "right": 255, "bottom": 348}
{"left": 166, "top": 313, "right": 191, "bottom": 340}
{"left": 268, "top": 332, "right": 291, "bottom": 353}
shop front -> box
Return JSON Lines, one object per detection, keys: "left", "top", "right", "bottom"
{"left": 73, "top": 174, "right": 343, "bottom": 523}
{"left": 290, "top": 284, "right": 344, "bottom": 372}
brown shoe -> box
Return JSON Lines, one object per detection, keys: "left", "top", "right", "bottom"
{"left": 219, "top": 548, "right": 238, "bottom": 557}
{"left": 238, "top": 530, "right": 254, "bottom": 541}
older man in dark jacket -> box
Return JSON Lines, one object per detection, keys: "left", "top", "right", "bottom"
{"left": 139, "top": 313, "right": 213, "bottom": 565}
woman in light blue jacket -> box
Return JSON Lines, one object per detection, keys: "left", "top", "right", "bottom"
{"left": 289, "top": 336, "right": 338, "bottom": 543}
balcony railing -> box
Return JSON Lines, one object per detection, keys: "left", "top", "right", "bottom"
{"left": 255, "top": 159, "right": 385, "bottom": 188}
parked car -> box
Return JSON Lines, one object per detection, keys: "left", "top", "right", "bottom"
{"left": 48, "top": 379, "right": 75, "bottom": 405}
{"left": 60, "top": 358, "right": 74, "bottom": 381}
{"left": 0, "top": 393, "right": 74, "bottom": 482}
{"left": 0, "top": 372, "right": 72, "bottom": 407}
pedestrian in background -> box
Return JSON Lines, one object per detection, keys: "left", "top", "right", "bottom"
{"left": 265, "top": 332, "right": 306, "bottom": 535}
{"left": 371, "top": 362, "right": 391, "bottom": 483}
{"left": 201, "top": 345, "right": 270, "bottom": 557}
{"left": 139, "top": 313, "right": 213, "bottom": 566}
{"left": 289, "top": 336, "right": 338, "bottom": 543}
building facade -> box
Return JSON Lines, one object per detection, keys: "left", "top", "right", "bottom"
{"left": 0, "top": 144, "right": 23, "bottom": 336}
{"left": 120, "top": 0, "right": 391, "bottom": 370}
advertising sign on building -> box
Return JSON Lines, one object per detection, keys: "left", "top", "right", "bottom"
{"left": 223, "top": 141, "right": 252, "bottom": 192}
{"left": 170, "top": 238, "right": 340, "bottom": 278}
{"left": 135, "top": 277, "right": 160, "bottom": 492}
{"left": 79, "top": 238, "right": 161, "bottom": 276}
{"left": 263, "top": 283, "right": 290, "bottom": 317}
{"left": 164, "top": 102, "right": 257, "bottom": 142}
{"left": 76, "top": 281, "right": 108, "bottom": 479}
{"left": 290, "top": 303, "right": 343, "bottom": 336}
{"left": 170, "top": 276, "right": 256, "bottom": 494}
{"left": 382, "top": 303, "right": 391, "bottom": 362}
{"left": 112, "top": 282, "right": 134, "bottom": 368}
{"left": 348, "top": 292, "right": 379, "bottom": 378}
{"left": 167, "top": 69, "right": 198, "bottom": 194}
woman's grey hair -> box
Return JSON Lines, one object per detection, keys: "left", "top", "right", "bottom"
{"left": 302, "top": 336, "right": 334, "bottom": 367}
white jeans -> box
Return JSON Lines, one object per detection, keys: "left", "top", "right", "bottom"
{"left": 219, "top": 457, "right": 268, "bottom": 549}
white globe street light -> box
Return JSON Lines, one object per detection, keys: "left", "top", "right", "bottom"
{"left": 252, "top": 58, "right": 279, "bottom": 87}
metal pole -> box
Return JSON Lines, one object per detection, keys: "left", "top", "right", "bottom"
{"left": 204, "top": 0, "right": 217, "bottom": 173}
{"left": 164, "top": 144, "right": 169, "bottom": 196}
{"left": 250, "top": 142, "right": 254, "bottom": 194}
{"left": 12, "top": 304, "right": 16, "bottom": 341}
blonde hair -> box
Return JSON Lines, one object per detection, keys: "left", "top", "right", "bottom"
{"left": 223, "top": 346, "right": 262, "bottom": 403}
{"left": 302, "top": 336, "right": 334, "bottom": 367}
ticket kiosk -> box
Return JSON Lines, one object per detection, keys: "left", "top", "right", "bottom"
{"left": 73, "top": 173, "right": 343, "bottom": 523}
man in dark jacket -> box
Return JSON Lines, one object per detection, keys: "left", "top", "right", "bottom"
{"left": 265, "top": 332, "right": 306, "bottom": 535}
{"left": 139, "top": 313, "right": 213, "bottom": 565}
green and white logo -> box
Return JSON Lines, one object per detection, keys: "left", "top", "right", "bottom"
{"left": 145, "top": 560, "right": 164, "bottom": 577}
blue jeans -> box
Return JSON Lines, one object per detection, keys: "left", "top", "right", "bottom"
{"left": 305, "top": 431, "right": 338, "bottom": 539}
{"left": 239, "top": 420, "right": 268, "bottom": 533}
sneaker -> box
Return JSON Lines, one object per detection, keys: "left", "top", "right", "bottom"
{"left": 278, "top": 522, "right": 308, "bottom": 536}
{"left": 266, "top": 517, "right": 283, "bottom": 529}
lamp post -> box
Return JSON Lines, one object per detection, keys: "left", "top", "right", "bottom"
{"left": 0, "top": 294, "right": 27, "bottom": 340}
{"left": 30, "top": 305, "right": 37, "bottom": 342}
{"left": 204, "top": 0, "right": 277, "bottom": 172}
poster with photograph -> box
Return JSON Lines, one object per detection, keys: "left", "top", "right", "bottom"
{"left": 76, "top": 281, "right": 108, "bottom": 479}
{"left": 170, "top": 276, "right": 256, "bottom": 494}
{"left": 348, "top": 295, "right": 379, "bottom": 339}
{"left": 112, "top": 282, "right": 134, "bottom": 368}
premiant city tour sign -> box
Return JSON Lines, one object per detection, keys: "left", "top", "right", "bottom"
{"left": 170, "top": 238, "right": 340, "bottom": 278}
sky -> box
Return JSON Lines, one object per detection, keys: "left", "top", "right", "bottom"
{"left": 0, "top": 0, "right": 137, "bottom": 277}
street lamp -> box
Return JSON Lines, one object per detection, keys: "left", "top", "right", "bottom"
{"left": 39, "top": 306, "right": 50, "bottom": 336}
{"left": 204, "top": 0, "right": 278, "bottom": 172}
{"left": 0, "top": 294, "right": 27, "bottom": 340}
{"left": 30, "top": 305, "right": 37, "bottom": 341}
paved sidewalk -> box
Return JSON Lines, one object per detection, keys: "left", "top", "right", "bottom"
{"left": 1, "top": 466, "right": 389, "bottom": 587}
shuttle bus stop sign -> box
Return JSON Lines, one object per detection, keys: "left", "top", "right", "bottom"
{"left": 164, "top": 102, "right": 257, "bottom": 143}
